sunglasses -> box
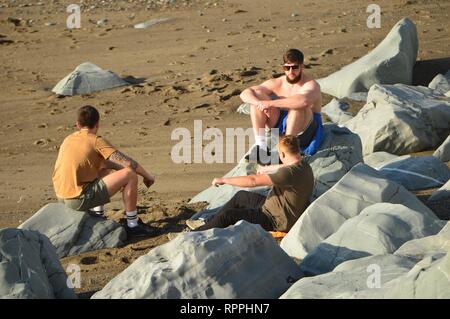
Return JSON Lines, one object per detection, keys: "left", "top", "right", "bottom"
{"left": 282, "top": 64, "right": 300, "bottom": 71}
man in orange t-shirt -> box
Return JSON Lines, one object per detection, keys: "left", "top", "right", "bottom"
{"left": 53, "top": 105, "right": 155, "bottom": 238}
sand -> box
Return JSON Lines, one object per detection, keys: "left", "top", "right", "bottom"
{"left": 0, "top": 0, "right": 449, "bottom": 297}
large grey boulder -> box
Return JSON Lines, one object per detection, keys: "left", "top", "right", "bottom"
{"left": 92, "top": 221, "right": 301, "bottom": 299}
{"left": 0, "top": 228, "right": 77, "bottom": 299}
{"left": 433, "top": 135, "right": 450, "bottom": 162}
{"left": 363, "top": 151, "right": 410, "bottom": 169}
{"left": 52, "top": 62, "right": 129, "bottom": 96}
{"left": 322, "top": 99, "right": 354, "bottom": 126}
{"left": 280, "top": 254, "right": 416, "bottom": 299}
{"left": 395, "top": 221, "right": 450, "bottom": 261}
{"left": 345, "top": 84, "right": 450, "bottom": 156}
{"left": 19, "top": 203, "right": 126, "bottom": 258}
{"left": 317, "top": 18, "right": 418, "bottom": 99}
{"left": 353, "top": 252, "right": 450, "bottom": 298}
{"left": 378, "top": 156, "right": 450, "bottom": 191}
{"left": 299, "top": 203, "right": 443, "bottom": 276}
{"left": 428, "top": 179, "right": 450, "bottom": 202}
{"left": 428, "top": 70, "right": 450, "bottom": 95}
{"left": 306, "top": 123, "right": 363, "bottom": 200}
{"left": 282, "top": 223, "right": 450, "bottom": 299}
{"left": 280, "top": 163, "right": 436, "bottom": 260}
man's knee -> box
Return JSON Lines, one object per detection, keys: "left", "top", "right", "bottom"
{"left": 124, "top": 167, "right": 138, "bottom": 182}
{"left": 233, "top": 190, "right": 249, "bottom": 200}
{"left": 287, "top": 109, "right": 303, "bottom": 117}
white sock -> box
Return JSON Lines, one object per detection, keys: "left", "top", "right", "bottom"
{"left": 126, "top": 210, "right": 138, "bottom": 228}
{"left": 255, "top": 134, "right": 267, "bottom": 149}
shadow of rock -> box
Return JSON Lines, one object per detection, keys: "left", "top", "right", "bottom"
{"left": 413, "top": 57, "right": 450, "bottom": 86}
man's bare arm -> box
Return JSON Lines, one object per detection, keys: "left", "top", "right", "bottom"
{"left": 240, "top": 79, "right": 277, "bottom": 104}
{"left": 259, "top": 81, "right": 321, "bottom": 110}
{"left": 108, "top": 151, "right": 155, "bottom": 187}
{"left": 272, "top": 90, "right": 319, "bottom": 110}
{"left": 109, "top": 150, "right": 138, "bottom": 171}
{"left": 212, "top": 174, "right": 273, "bottom": 188}
{"left": 103, "top": 159, "right": 125, "bottom": 171}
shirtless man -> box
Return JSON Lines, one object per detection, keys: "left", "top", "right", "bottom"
{"left": 240, "top": 48, "right": 322, "bottom": 164}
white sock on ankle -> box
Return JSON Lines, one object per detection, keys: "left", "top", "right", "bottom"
{"left": 255, "top": 135, "right": 267, "bottom": 149}
{"left": 126, "top": 210, "right": 138, "bottom": 228}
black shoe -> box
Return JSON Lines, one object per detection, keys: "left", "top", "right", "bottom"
{"left": 244, "top": 145, "right": 272, "bottom": 166}
{"left": 126, "top": 224, "right": 155, "bottom": 238}
{"left": 86, "top": 210, "right": 107, "bottom": 220}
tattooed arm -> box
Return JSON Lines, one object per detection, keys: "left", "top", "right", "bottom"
{"left": 103, "top": 159, "right": 125, "bottom": 171}
{"left": 109, "top": 151, "right": 138, "bottom": 171}
{"left": 108, "top": 150, "right": 155, "bottom": 187}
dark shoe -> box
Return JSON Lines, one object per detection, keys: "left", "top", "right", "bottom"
{"left": 126, "top": 224, "right": 155, "bottom": 238}
{"left": 86, "top": 210, "right": 107, "bottom": 220}
{"left": 244, "top": 145, "right": 272, "bottom": 166}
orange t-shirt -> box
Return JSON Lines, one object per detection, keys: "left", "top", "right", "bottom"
{"left": 52, "top": 129, "right": 117, "bottom": 199}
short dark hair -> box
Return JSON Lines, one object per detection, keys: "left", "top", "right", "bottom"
{"left": 278, "top": 135, "right": 300, "bottom": 155}
{"left": 77, "top": 105, "right": 99, "bottom": 129}
{"left": 283, "top": 49, "right": 304, "bottom": 65}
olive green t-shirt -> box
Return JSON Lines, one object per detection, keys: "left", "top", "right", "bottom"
{"left": 262, "top": 159, "right": 314, "bottom": 232}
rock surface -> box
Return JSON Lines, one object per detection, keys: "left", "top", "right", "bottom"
{"left": 433, "top": 135, "right": 450, "bottom": 162}
{"left": 280, "top": 163, "right": 437, "bottom": 260}
{"left": 52, "top": 62, "right": 129, "bottom": 96}
{"left": 0, "top": 228, "right": 77, "bottom": 299}
{"left": 363, "top": 151, "right": 410, "bottom": 169}
{"left": 345, "top": 84, "right": 450, "bottom": 156}
{"left": 92, "top": 221, "right": 301, "bottom": 299}
{"left": 428, "top": 70, "right": 450, "bottom": 95}
{"left": 280, "top": 254, "right": 416, "bottom": 299}
{"left": 299, "top": 203, "right": 443, "bottom": 276}
{"left": 317, "top": 18, "right": 418, "bottom": 98}
{"left": 19, "top": 203, "right": 126, "bottom": 258}
{"left": 378, "top": 156, "right": 450, "bottom": 191}
{"left": 306, "top": 124, "right": 363, "bottom": 200}
{"left": 321, "top": 98, "right": 354, "bottom": 126}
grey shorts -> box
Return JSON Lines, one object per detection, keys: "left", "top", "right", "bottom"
{"left": 61, "top": 178, "right": 110, "bottom": 211}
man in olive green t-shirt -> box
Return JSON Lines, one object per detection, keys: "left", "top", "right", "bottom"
{"left": 194, "top": 135, "right": 314, "bottom": 233}
{"left": 53, "top": 105, "right": 156, "bottom": 238}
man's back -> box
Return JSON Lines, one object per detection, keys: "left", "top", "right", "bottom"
{"left": 262, "top": 159, "right": 314, "bottom": 232}
{"left": 52, "top": 129, "right": 116, "bottom": 199}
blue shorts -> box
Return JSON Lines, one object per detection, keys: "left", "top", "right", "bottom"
{"left": 275, "top": 110, "right": 289, "bottom": 136}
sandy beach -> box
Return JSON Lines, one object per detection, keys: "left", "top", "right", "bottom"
{"left": 0, "top": 0, "right": 449, "bottom": 296}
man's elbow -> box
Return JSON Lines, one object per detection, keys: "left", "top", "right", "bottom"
{"left": 248, "top": 176, "right": 258, "bottom": 188}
